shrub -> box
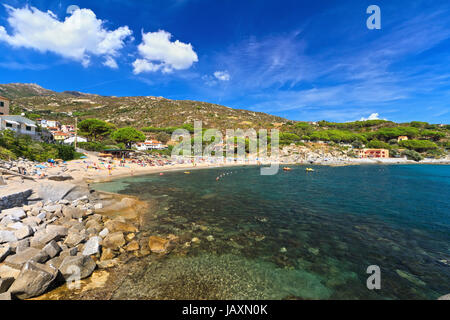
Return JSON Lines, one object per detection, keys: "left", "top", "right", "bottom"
{"left": 399, "top": 140, "right": 438, "bottom": 152}
{"left": 367, "top": 140, "right": 391, "bottom": 149}
{"left": 402, "top": 150, "right": 423, "bottom": 162}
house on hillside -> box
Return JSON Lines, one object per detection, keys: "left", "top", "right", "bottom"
{"left": 356, "top": 148, "right": 390, "bottom": 159}
{"left": 397, "top": 135, "right": 408, "bottom": 142}
{"left": 0, "top": 96, "right": 10, "bottom": 116}
{"left": 0, "top": 115, "right": 38, "bottom": 136}
{"left": 52, "top": 131, "right": 70, "bottom": 142}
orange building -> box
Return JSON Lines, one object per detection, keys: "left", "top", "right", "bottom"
{"left": 357, "top": 148, "right": 389, "bottom": 158}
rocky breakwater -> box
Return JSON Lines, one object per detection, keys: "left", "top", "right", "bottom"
{"left": 0, "top": 195, "right": 142, "bottom": 300}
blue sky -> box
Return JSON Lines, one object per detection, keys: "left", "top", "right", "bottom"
{"left": 0, "top": 0, "right": 449, "bottom": 123}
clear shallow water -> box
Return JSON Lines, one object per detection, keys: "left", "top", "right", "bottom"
{"left": 93, "top": 165, "right": 450, "bottom": 300}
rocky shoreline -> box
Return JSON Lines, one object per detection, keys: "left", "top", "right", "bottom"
{"left": 1, "top": 154, "right": 449, "bottom": 300}
{"left": 0, "top": 179, "right": 175, "bottom": 300}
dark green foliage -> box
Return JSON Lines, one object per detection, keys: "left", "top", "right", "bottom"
{"left": 399, "top": 140, "right": 438, "bottom": 152}
{"left": 402, "top": 150, "right": 423, "bottom": 162}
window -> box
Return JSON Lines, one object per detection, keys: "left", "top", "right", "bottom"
{"left": 6, "top": 122, "right": 12, "bottom": 128}
{"left": 0, "top": 102, "right": 4, "bottom": 107}
{"left": 26, "top": 126, "right": 32, "bottom": 131}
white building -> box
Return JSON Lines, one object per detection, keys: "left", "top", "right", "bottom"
{"left": 134, "top": 140, "right": 168, "bottom": 151}
{"left": 0, "top": 115, "right": 38, "bottom": 136}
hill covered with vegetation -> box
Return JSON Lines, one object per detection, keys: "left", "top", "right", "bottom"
{"left": 1, "top": 83, "right": 449, "bottom": 161}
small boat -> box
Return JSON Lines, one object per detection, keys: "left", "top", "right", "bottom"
{"left": 306, "top": 168, "right": 315, "bottom": 172}
{"left": 184, "top": 171, "right": 191, "bottom": 174}
{"left": 283, "top": 167, "right": 292, "bottom": 171}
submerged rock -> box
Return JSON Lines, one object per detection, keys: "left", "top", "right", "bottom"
{"left": 148, "top": 236, "right": 169, "bottom": 253}
{"left": 103, "top": 232, "right": 126, "bottom": 250}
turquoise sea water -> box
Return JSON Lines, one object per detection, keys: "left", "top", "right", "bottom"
{"left": 93, "top": 165, "right": 450, "bottom": 300}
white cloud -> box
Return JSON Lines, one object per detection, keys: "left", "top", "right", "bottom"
{"left": 214, "top": 70, "right": 231, "bottom": 81}
{"left": 360, "top": 113, "right": 385, "bottom": 121}
{"left": 132, "top": 59, "right": 161, "bottom": 74}
{"left": 103, "top": 56, "right": 118, "bottom": 69}
{"left": 0, "top": 5, "right": 132, "bottom": 68}
{"left": 133, "top": 30, "right": 198, "bottom": 74}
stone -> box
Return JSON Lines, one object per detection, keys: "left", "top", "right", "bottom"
{"left": 43, "top": 240, "right": 62, "bottom": 258}
{"left": 45, "top": 256, "right": 65, "bottom": 269}
{"left": 125, "top": 240, "right": 139, "bottom": 252}
{"left": 0, "top": 292, "right": 12, "bottom": 300}
{"left": 14, "top": 225, "right": 34, "bottom": 240}
{"left": 82, "top": 236, "right": 101, "bottom": 256}
{"left": 5, "top": 247, "right": 49, "bottom": 268}
{"left": 126, "top": 233, "right": 135, "bottom": 241}
{"left": 30, "top": 231, "right": 62, "bottom": 249}
{"left": 36, "top": 212, "right": 46, "bottom": 220}
{"left": 0, "top": 207, "right": 26, "bottom": 220}
{"left": 0, "top": 264, "right": 21, "bottom": 279}
{"left": 13, "top": 238, "right": 30, "bottom": 253}
{"left": 103, "top": 232, "right": 125, "bottom": 250}
{"left": 62, "top": 206, "right": 84, "bottom": 219}
{"left": 64, "top": 231, "right": 87, "bottom": 248}
{"left": 100, "top": 248, "right": 116, "bottom": 261}
{"left": 104, "top": 220, "right": 138, "bottom": 233}
{"left": 191, "top": 237, "right": 200, "bottom": 244}
{"left": 0, "top": 230, "right": 17, "bottom": 244}
{"left": 46, "top": 225, "right": 69, "bottom": 237}
{"left": 0, "top": 244, "right": 12, "bottom": 262}
{"left": 36, "top": 182, "right": 76, "bottom": 202}
{"left": 85, "top": 220, "right": 103, "bottom": 233}
{"left": 30, "top": 207, "right": 41, "bottom": 216}
{"left": 96, "top": 259, "right": 118, "bottom": 269}
{"left": 0, "top": 277, "right": 15, "bottom": 294}
{"left": 94, "top": 203, "right": 103, "bottom": 210}
{"left": 8, "top": 222, "right": 24, "bottom": 230}
{"left": 21, "top": 217, "right": 40, "bottom": 228}
{"left": 99, "top": 228, "right": 109, "bottom": 238}
{"left": 43, "top": 204, "right": 62, "bottom": 213}
{"left": 9, "top": 262, "right": 58, "bottom": 299}
{"left": 59, "top": 255, "right": 96, "bottom": 280}
{"left": 148, "top": 236, "right": 169, "bottom": 253}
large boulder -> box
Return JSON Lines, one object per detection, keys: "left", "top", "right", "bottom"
{"left": 4, "top": 247, "right": 49, "bottom": 268}
{"left": 0, "top": 230, "right": 17, "bottom": 244}
{"left": 30, "top": 231, "right": 62, "bottom": 249}
{"left": 14, "top": 225, "right": 34, "bottom": 240}
{"left": 8, "top": 262, "right": 58, "bottom": 299}
{"left": 103, "top": 232, "right": 125, "bottom": 250}
{"left": 35, "top": 182, "right": 77, "bottom": 202}
{"left": 148, "top": 236, "right": 169, "bottom": 253}
{"left": 58, "top": 255, "right": 96, "bottom": 280}
{"left": 82, "top": 236, "right": 101, "bottom": 256}
{"left": 0, "top": 207, "right": 26, "bottom": 221}
{"left": 46, "top": 225, "right": 69, "bottom": 237}
{"left": 43, "top": 240, "right": 62, "bottom": 258}
{"left": 64, "top": 231, "right": 87, "bottom": 248}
